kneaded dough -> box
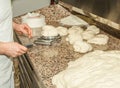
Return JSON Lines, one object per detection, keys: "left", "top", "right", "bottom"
{"left": 56, "top": 26, "right": 68, "bottom": 36}
{"left": 82, "top": 31, "right": 95, "bottom": 40}
{"left": 52, "top": 50, "right": 120, "bottom": 88}
{"left": 68, "top": 26, "right": 84, "bottom": 34}
{"left": 60, "top": 15, "right": 89, "bottom": 26}
{"left": 73, "top": 41, "right": 93, "bottom": 53}
{"left": 66, "top": 33, "right": 83, "bottom": 44}
{"left": 86, "top": 25, "right": 100, "bottom": 34}
{"left": 87, "top": 34, "right": 109, "bottom": 45}
{"left": 41, "top": 25, "right": 58, "bottom": 36}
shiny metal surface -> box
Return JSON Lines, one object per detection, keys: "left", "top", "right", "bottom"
{"left": 61, "top": 0, "right": 120, "bottom": 24}
{"left": 34, "top": 35, "right": 61, "bottom": 46}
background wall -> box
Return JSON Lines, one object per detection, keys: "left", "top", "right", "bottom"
{"left": 12, "top": 0, "right": 50, "bottom": 17}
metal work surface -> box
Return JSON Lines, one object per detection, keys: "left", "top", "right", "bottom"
{"left": 61, "top": 0, "right": 120, "bottom": 24}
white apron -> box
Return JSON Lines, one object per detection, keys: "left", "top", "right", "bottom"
{"left": 0, "top": 0, "right": 14, "bottom": 88}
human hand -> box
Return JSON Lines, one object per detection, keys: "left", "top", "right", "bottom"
{"left": 0, "top": 42, "right": 27, "bottom": 58}
{"left": 13, "top": 23, "right": 32, "bottom": 38}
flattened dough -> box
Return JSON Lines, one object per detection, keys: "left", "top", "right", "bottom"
{"left": 52, "top": 50, "right": 120, "bottom": 88}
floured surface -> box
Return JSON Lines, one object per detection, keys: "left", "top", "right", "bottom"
{"left": 60, "top": 15, "right": 89, "bottom": 26}
{"left": 52, "top": 50, "right": 120, "bottom": 88}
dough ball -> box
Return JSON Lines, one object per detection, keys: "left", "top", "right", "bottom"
{"left": 73, "top": 41, "right": 93, "bottom": 53}
{"left": 66, "top": 33, "right": 83, "bottom": 44}
{"left": 41, "top": 25, "right": 58, "bottom": 36}
{"left": 82, "top": 31, "right": 95, "bottom": 40}
{"left": 86, "top": 25, "right": 100, "bottom": 34}
{"left": 87, "top": 34, "right": 109, "bottom": 45}
{"left": 68, "top": 26, "right": 84, "bottom": 35}
{"left": 56, "top": 26, "right": 68, "bottom": 36}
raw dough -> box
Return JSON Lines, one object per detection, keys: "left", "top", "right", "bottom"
{"left": 73, "top": 41, "right": 93, "bottom": 53}
{"left": 41, "top": 25, "right": 58, "bottom": 36}
{"left": 87, "top": 34, "right": 109, "bottom": 45}
{"left": 68, "top": 26, "right": 84, "bottom": 34}
{"left": 60, "top": 15, "right": 89, "bottom": 26}
{"left": 56, "top": 26, "right": 68, "bottom": 36}
{"left": 86, "top": 25, "right": 100, "bottom": 34}
{"left": 66, "top": 33, "right": 83, "bottom": 44}
{"left": 82, "top": 31, "right": 95, "bottom": 40}
{"left": 52, "top": 50, "right": 120, "bottom": 88}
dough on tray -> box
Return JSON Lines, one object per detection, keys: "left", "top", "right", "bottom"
{"left": 52, "top": 50, "right": 120, "bottom": 88}
{"left": 41, "top": 25, "right": 58, "bottom": 36}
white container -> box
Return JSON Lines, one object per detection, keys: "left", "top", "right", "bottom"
{"left": 21, "top": 13, "right": 46, "bottom": 36}
{"left": 31, "top": 27, "right": 42, "bottom": 37}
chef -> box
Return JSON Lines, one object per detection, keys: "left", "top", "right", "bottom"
{"left": 0, "top": 0, "right": 32, "bottom": 88}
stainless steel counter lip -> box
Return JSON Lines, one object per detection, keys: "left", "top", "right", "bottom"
{"left": 19, "top": 58, "right": 33, "bottom": 88}
{"left": 14, "top": 33, "right": 46, "bottom": 88}
{"left": 21, "top": 54, "right": 46, "bottom": 88}
{"left": 19, "top": 55, "right": 43, "bottom": 88}
{"left": 95, "top": 21, "right": 120, "bottom": 39}
{"left": 59, "top": 1, "right": 120, "bottom": 34}
{"left": 14, "top": 32, "right": 34, "bottom": 70}
{"left": 60, "top": 0, "right": 120, "bottom": 24}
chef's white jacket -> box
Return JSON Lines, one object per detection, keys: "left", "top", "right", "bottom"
{"left": 0, "top": 0, "right": 14, "bottom": 88}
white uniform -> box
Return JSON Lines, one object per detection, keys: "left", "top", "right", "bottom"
{"left": 0, "top": 0, "right": 14, "bottom": 88}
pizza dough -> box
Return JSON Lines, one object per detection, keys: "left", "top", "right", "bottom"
{"left": 82, "top": 31, "right": 95, "bottom": 40}
{"left": 56, "top": 26, "right": 68, "bottom": 36}
{"left": 66, "top": 33, "right": 83, "bottom": 44}
{"left": 86, "top": 25, "right": 100, "bottom": 34}
{"left": 81, "top": 25, "right": 100, "bottom": 40}
{"left": 73, "top": 41, "right": 93, "bottom": 53}
{"left": 52, "top": 50, "right": 120, "bottom": 88}
{"left": 60, "top": 15, "right": 89, "bottom": 26}
{"left": 87, "top": 34, "right": 109, "bottom": 45}
{"left": 41, "top": 25, "right": 58, "bottom": 36}
{"left": 68, "top": 26, "right": 84, "bottom": 34}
